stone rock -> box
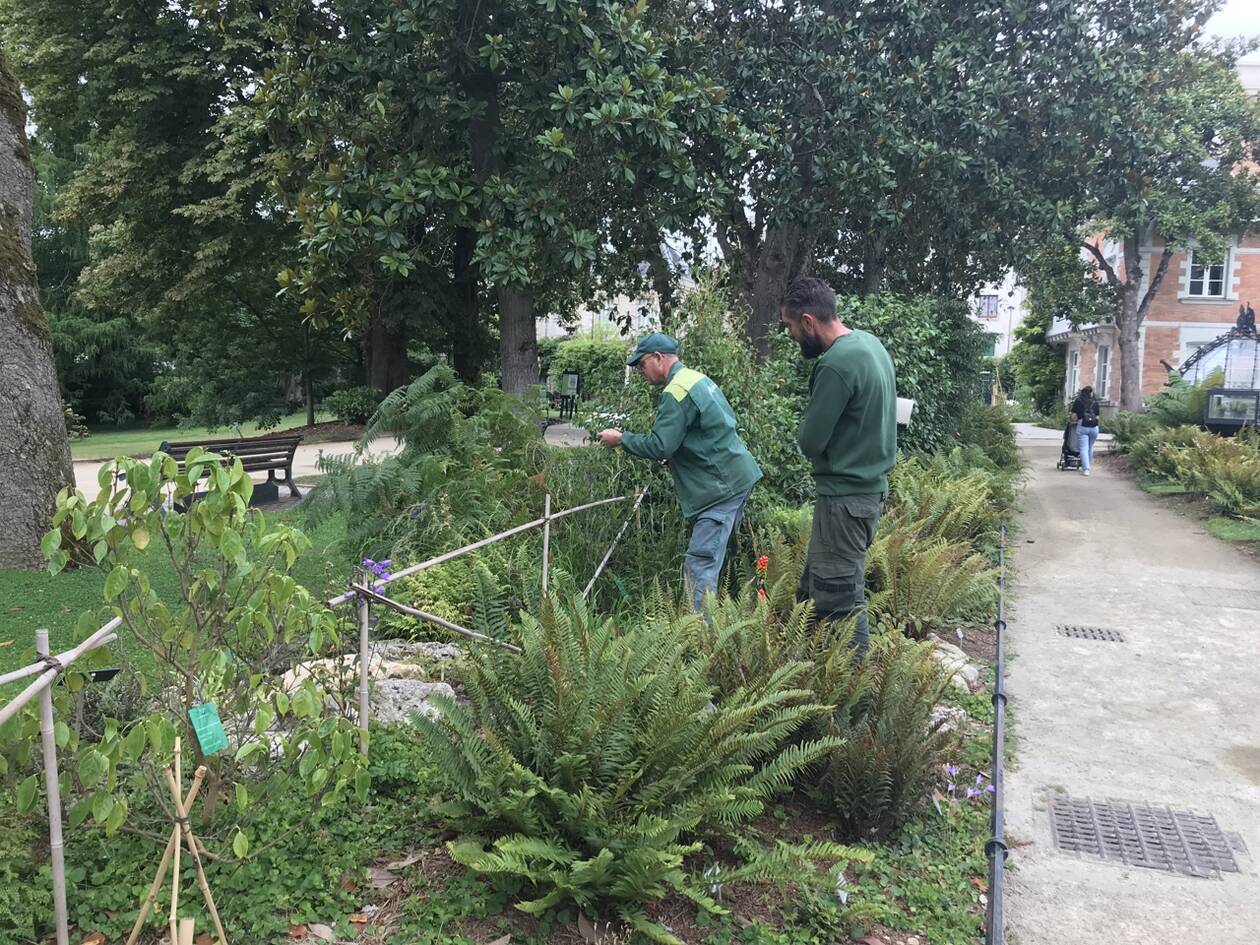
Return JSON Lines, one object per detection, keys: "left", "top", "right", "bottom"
{"left": 929, "top": 704, "right": 969, "bottom": 733}
{"left": 282, "top": 640, "right": 465, "bottom": 691}
{"left": 372, "top": 680, "right": 457, "bottom": 725}
{"left": 927, "top": 634, "right": 982, "bottom": 691}
{"left": 375, "top": 640, "right": 464, "bottom": 663}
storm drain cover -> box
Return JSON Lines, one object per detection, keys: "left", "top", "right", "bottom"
{"left": 1056, "top": 624, "right": 1126, "bottom": 642}
{"left": 1050, "top": 796, "right": 1242, "bottom": 878}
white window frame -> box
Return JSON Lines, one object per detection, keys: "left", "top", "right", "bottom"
{"left": 1187, "top": 250, "right": 1227, "bottom": 299}
{"left": 1096, "top": 345, "right": 1110, "bottom": 400}
{"left": 1067, "top": 350, "right": 1080, "bottom": 399}
{"left": 977, "top": 294, "right": 999, "bottom": 319}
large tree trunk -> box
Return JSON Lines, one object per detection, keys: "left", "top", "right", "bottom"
{"left": 1116, "top": 288, "right": 1143, "bottom": 411}
{"left": 364, "top": 314, "right": 409, "bottom": 395}
{"left": 746, "top": 223, "right": 812, "bottom": 358}
{"left": 498, "top": 285, "right": 538, "bottom": 394}
{"left": 450, "top": 227, "right": 484, "bottom": 384}
{"left": 0, "top": 53, "right": 74, "bottom": 569}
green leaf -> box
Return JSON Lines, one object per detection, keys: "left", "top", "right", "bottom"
{"left": 235, "top": 782, "right": 249, "bottom": 811}
{"left": 77, "top": 749, "right": 107, "bottom": 788}
{"left": 232, "top": 829, "right": 250, "bottom": 858}
{"left": 40, "top": 529, "right": 61, "bottom": 558}
{"left": 106, "top": 797, "right": 128, "bottom": 835}
{"left": 54, "top": 721, "right": 70, "bottom": 749}
{"left": 92, "top": 791, "right": 115, "bottom": 825}
{"left": 68, "top": 796, "right": 92, "bottom": 829}
{"left": 132, "top": 526, "right": 150, "bottom": 551}
{"left": 355, "top": 767, "right": 370, "bottom": 802}
{"left": 104, "top": 566, "right": 129, "bottom": 602}
{"left": 124, "top": 724, "right": 147, "bottom": 763}
{"left": 16, "top": 775, "right": 38, "bottom": 812}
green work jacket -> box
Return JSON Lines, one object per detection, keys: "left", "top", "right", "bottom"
{"left": 621, "top": 362, "right": 762, "bottom": 518}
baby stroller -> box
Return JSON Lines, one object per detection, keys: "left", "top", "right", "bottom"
{"left": 1056, "top": 419, "right": 1082, "bottom": 471}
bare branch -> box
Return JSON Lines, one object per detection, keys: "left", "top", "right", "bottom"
{"left": 1081, "top": 241, "right": 1120, "bottom": 288}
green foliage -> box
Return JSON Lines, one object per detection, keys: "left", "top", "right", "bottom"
{"left": 843, "top": 295, "right": 992, "bottom": 454}
{"left": 954, "top": 402, "right": 1020, "bottom": 472}
{"left": 323, "top": 385, "right": 384, "bottom": 425}
{"left": 883, "top": 450, "right": 1014, "bottom": 556}
{"left": 416, "top": 595, "right": 845, "bottom": 939}
{"left": 3, "top": 451, "right": 366, "bottom": 868}
{"left": 818, "top": 633, "right": 957, "bottom": 840}
{"left": 866, "top": 532, "right": 999, "bottom": 636}
{"left": 548, "top": 337, "right": 630, "bottom": 404}
{"left": 1129, "top": 426, "right": 1260, "bottom": 521}
{"left": 1144, "top": 369, "right": 1222, "bottom": 428}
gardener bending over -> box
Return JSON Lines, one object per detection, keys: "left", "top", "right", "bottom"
{"left": 780, "top": 277, "right": 897, "bottom": 656}
{"left": 597, "top": 333, "right": 762, "bottom": 610}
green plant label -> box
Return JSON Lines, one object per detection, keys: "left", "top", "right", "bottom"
{"left": 189, "top": 702, "right": 229, "bottom": 756}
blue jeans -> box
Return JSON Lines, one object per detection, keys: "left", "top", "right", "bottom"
{"left": 685, "top": 488, "right": 753, "bottom": 610}
{"left": 1078, "top": 424, "right": 1099, "bottom": 470}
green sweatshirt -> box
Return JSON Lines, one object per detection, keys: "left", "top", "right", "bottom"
{"left": 798, "top": 329, "right": 897, "bottom": 496}
{"left": 621, "top": 362, "right": 763, "bottom": 518}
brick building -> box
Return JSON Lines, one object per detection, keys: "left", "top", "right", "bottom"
{"left": 1048, "top": 233, "right": 1260, "bottom": 408}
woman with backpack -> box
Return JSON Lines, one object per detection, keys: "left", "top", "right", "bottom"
{"left": 1070, "top": 385, "right": 1101, "bottom": 477}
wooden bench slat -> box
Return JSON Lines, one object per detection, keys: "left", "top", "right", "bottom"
{"left": 159, "top": 433, "right": 305, "bottom": 501}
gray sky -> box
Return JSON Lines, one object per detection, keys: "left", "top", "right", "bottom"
{"left": 1207, "top": 0, "right": 1260, "bottom": 63}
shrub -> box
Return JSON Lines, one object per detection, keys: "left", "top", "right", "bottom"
{"left": 323, "top": 385, "right": 383, "bottom": 424}
{"left": 818, "top": 632, "right": 957, "bottom": 839}
{"left": 1145, "top": 368, "right": 1222, "bottom": 428}
{"left": 955, "top": 401, "right": 1019, "bottom": 472}
{"left": 1132, "top": 426, "right": 1260, "bottom": 520}
{"left": 548, "top": 336, "right": 630, "bottom": 404}
{"left": 416, "top": 595, "right": 848, "bottom": 940}
{"left": 884, "top": 450, "right": 1013, "bottom": 555}
{"left": 866, "top": 531, "right": 998, "bottom": 636}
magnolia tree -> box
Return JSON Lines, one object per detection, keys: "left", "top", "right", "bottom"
{"left": 4, "top": 452, "right": 366, "bottom": 866}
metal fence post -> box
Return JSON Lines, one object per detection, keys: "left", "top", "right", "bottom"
{"left": 36, "top": 629, "right": 70, "bottom": 945}
{"left": 357, "top": 578, "right": 371, "bottom": 750}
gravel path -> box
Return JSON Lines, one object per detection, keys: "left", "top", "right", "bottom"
{"left": 1004, "top": 437, "right": 1260, "bottom": 944}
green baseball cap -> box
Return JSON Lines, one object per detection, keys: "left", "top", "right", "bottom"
{"left": 626, "top": 332, "right": 680, "bottom": 366}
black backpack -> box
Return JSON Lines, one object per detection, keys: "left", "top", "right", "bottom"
{"left": 1081, "top": 399, "right": 1099, "bottom": 426}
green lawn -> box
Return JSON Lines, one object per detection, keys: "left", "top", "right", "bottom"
{"left": 71, "top": 411, "right": 340, "bottom": 461}
{"left": 0, "top": 511, "right": 354, "bottom": 687}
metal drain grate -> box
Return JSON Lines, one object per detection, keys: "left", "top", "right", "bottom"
{"left": 1056, "top": 624, "right": 1126, "bottom": 642}
{"left": 1050, "top": 796, "right": 1241, "bottom": 878}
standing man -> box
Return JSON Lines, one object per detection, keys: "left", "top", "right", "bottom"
{"left": 780, "top": 277, "right": 897, "bottom": 655}
{"left": 597, "top": 333, "right": 762, "bottom": 610}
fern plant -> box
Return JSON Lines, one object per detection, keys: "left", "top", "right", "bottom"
{"left": 817, "top": 631, "right": 957, "bottom": 839}
{"left": 415, "top": 596, "right": 845, "bottom": 942}
{"left": 866, "top": 531, "right": 998, "bottom": 636}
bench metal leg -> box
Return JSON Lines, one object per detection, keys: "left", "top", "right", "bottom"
{"left": 285, "top": 465, "right": 301, "bottom": 498}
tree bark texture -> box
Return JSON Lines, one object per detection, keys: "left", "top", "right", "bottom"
{"left": 497, "top": 285, "right": 539, "bottom": 395}
{"left": 0, "top": 52, "right": 74, "bottom": 569}
{"left": 364, "top": 314, "right": 409, "bottom": 395}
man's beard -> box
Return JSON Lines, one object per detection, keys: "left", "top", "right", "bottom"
{"left": 798, "top": 328, "right": 825, "bottom": 359}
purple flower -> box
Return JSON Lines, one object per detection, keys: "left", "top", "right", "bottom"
{"left": 380, "top": 559, "right": 393, "bottom": 568}
{"left": 947, "top": 782, "right": 956, "bottom": 793}
{"left": 946, "top": 764, "right": 960, "bottom": 777}
{"left": 363, "top": 558, "right": 376, "bottom": 568}
{"left": 975, "top": 774, "right": 986, "bottom": 785}
{"left": 985, "top": 784, "right": 996, "bottom": 794}
{"left": 966, "top": 788, "right": 978, "bottom": 800}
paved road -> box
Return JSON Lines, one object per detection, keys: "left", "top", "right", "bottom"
{"left": 71, "top": 437, "right": 402, "bottom": 503}
{"left": 1005, "top": 438, "right": 1260, "bottom": 944}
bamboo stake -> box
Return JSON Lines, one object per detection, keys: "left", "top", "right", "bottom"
{"left": 349, "top": 585, "right": 521, "bottom": 653}
{"left": 179, "top": 917, "right": 195, "bottom": 945}
{"left": 325, "top": 493, "right": 633, "bottom": 607}
{"left": 0, "top": 621, "right": 120, "bottom": 727}
{"left": 0, "top": 618, "right": 120, "bottom": 687}
{"left": 165, "top": 766, "right": 228, "bottom": 945}
{"left": 541, "top": 494, "right": 552, "bottom": 595}
{"left": 357, "top": 575, "right": 371, "bottom": 748}
{"left": 583, "top": 489, "right": 649, "bottom": 599}
{"left": 169, "top": 739, "right": 182, "bottom": 945}
{"left": 35, "top": 630, "right": 69, "bottom": 945}
{"left": 125, "top": 768, "right": 207, "bottom": 945}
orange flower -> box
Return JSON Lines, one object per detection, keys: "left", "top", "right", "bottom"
{"left": 757, "top": 587, "right": 768, "bottom": 599}
{"left": 755, "top": 555, "right": 769, "bottom": 573}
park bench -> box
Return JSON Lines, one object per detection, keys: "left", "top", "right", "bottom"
{"left": 157, "top": 433, "right": 305, "bottom": 503}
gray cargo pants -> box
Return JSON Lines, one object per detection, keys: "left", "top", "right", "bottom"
{"left": 797, "top": 493, "right": 885, "bottom": 656}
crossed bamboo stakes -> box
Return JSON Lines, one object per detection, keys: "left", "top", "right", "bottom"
{"left": 126, "top": 737, "right": 228, "bottom": 945}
